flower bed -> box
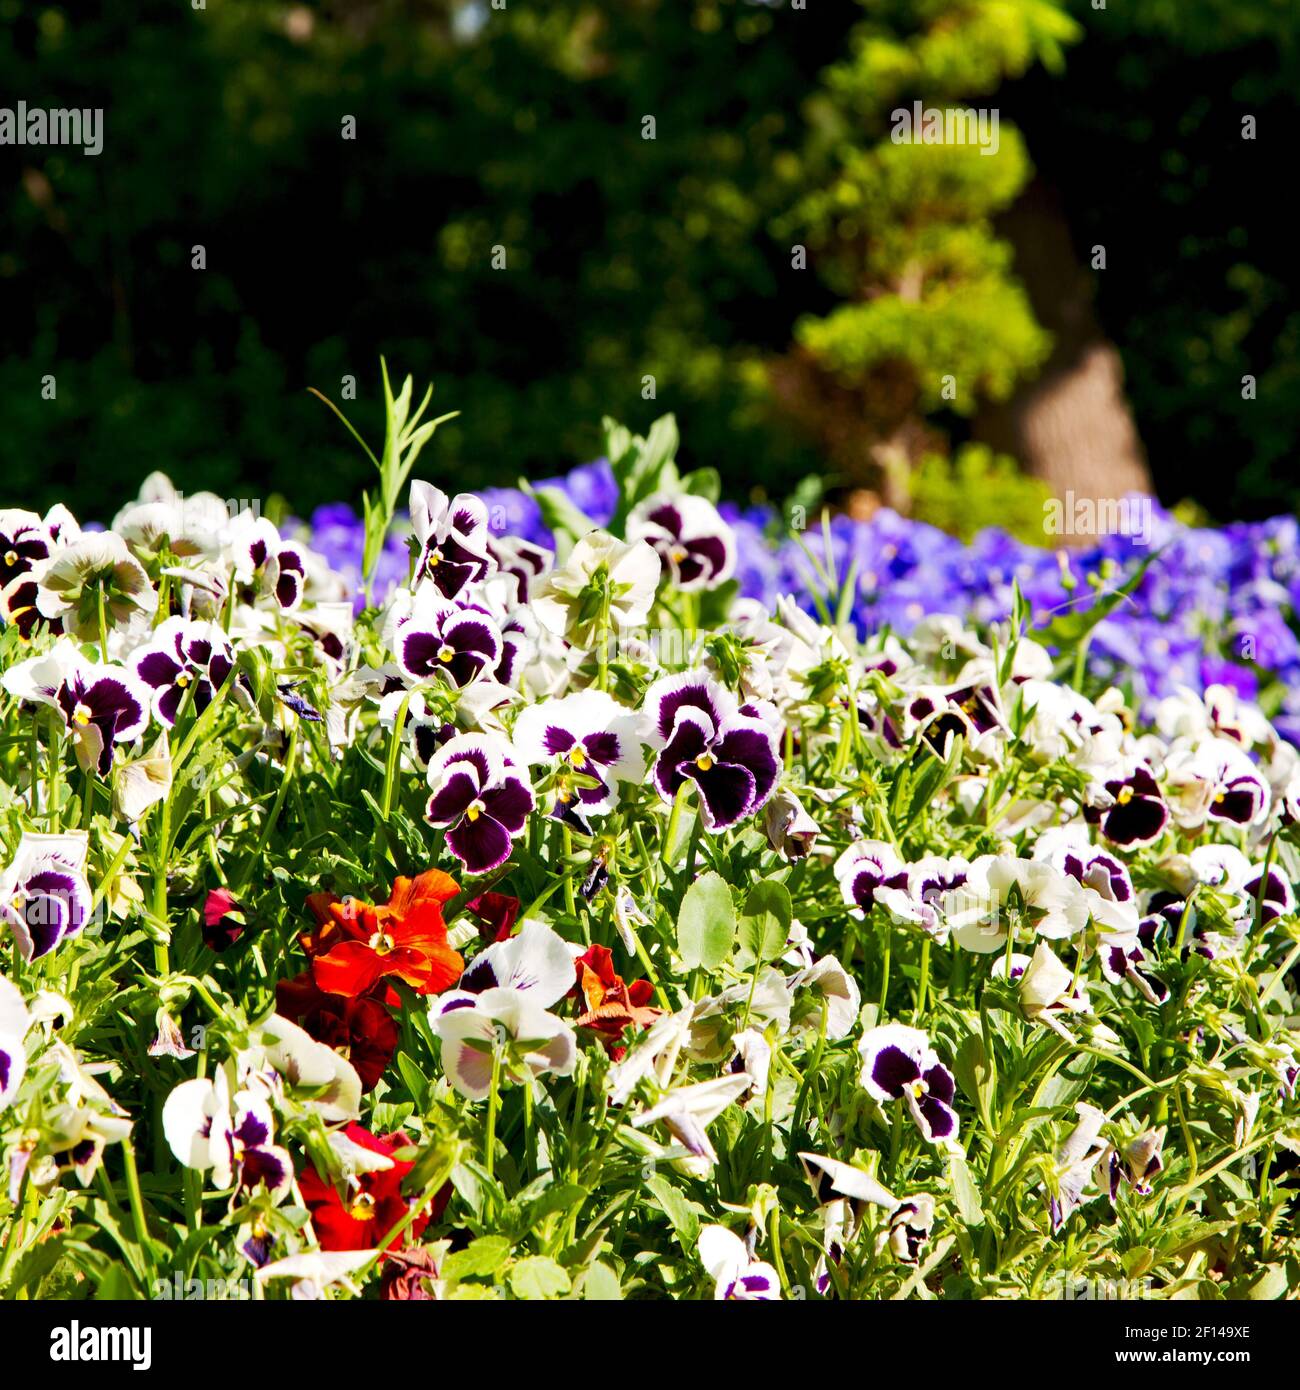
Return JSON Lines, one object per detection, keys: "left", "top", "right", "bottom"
{"left": 1, "top": 403, "right": 1298, "bottom": 1301}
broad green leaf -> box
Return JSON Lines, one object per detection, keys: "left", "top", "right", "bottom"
{"left": 740, "top": 878, "right": 792, "bottom": 964}
{"left": 677, "top": 871, "right": 736, "bottom": 972}
{"left": 442, "top": 1235, "right": 513, "bottom": 1283}
{"left": 508, "top": 1255, "right": 572, "bottom": 1300}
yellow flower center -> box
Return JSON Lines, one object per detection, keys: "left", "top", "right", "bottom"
{"left": 368, "top": 931, "right": 394, "bottom": 953}
{"left": 569, "top": 745, "right": 587, "bottom": 769}
{"left": 3, "top": 550, "right": 17, "bottom": 567}
{"left": 1116, "top": 786, "right": 1134, "bottom": 805}
{"left": 348, "top": 1192, "right": 376, "bottom": 1221}
{"left": 176, "top": 671, "right": 191, "bottom": 687}
{"left": 466, "top": 800, "right": 484, "bottom": 822}
{"left": 72, "top": 702, "right": 93, "bottom": 727}
{"left": 669, "top": 545, "right": 688, "bottom": 564}
{"left": 906, "top": 1077, "right": 929, "bottom": 1098}
{"left": 429, "top": 548, "right": 444, "bottom": 567}
{"left": 695, "top": 754, "right": 714, "bottom": 772}
{"left": 437, "top": 644, "right": 455, "bottom": 663}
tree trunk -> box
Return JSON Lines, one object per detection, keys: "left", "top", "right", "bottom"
{"left": 974, "top": 180, "right": 1153, "bottom": 522}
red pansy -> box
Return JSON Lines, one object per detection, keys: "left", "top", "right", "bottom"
{"left": 300, "top": 869, "right": 463, "bottom": 999}
{"left": 298, "top": 1123, "right": 445, "bottom": 1253}
{"left": 571, "top": 944, "right": 661, "bottom": 1056}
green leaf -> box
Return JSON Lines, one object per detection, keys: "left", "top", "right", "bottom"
{"left": 947, "top": 1149, "right": 985, "bottom": 1226}
{"left": 740, "top": 878, "right": 792, "bottom": 964}
{"left": 508, "top": 1255, "right": 572, "bottom": 1300}
{"left": 645, "top": 1173, "right": 701, "bottom": 1252}
{"left": 582, "top": 1261, "right": 623, "bottom": 1300}
{"left": 441, "top": 1235, "right": 513, "bottom": 1284}
{"left": 677, "top": 871, "right": 736, "bottom": 972}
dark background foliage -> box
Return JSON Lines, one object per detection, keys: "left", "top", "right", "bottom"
{"left": 1, "top": 0, "right": 1296, "bottom": 523}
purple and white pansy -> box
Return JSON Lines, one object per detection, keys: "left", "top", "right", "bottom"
{"left": 0, "top": 832, "right": 93, "bottom": 962}
{"left": 3, "top": 641, "right": 151, "bottom": 776}
{"left": 696, "top": 1224, "right": 780, "bottom": 1301}
{"left": 643, "top": 673, "right": 780, "bottom": 831}
{"left": 627, "top": 493, "right": 736, "bottom": 592}
{"left": 228, "top": 514, "right": 307, "bottom": 611}
{"left": 425, "top": 733, "right": 534, "bottom": 875}
{"left": 431, "top": 923, "right": 579, "bottom": 1100}
{"left": 410, "top": 482, "right": 496, "bottom": 600}
{"left": 130, "top": 616, "right": 235, "bottom": 726}
{"left": 0, "top": 974, "right": 30, "bottom": 1111}
{"left": 1086, "top": 760, "right": 1169, "bottom": 848}
{"left": 857, "top": 1024, "right": 959, "bottom": 1143}
{"left": 393, "top": 582, "right": 503, "bottom": 690}
{"left": 511, "top": 689, "right": 646, "bottom": 828}
{"left": 834, "top": 840, "right": 908, "bottom": 919}
{"left": 0, "top": 509, "right": 54, "bottom": 591}
{"left": 162, "top": 1068, "right": 293, "bottom": 1202}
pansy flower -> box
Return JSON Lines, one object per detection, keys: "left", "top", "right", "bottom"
{"left": 512, "top": 689, "right": 646, "bottom": 828}
{"left": 162, "top": 1069, "right": 292, "bottom": 1202}
{"left": 410, "top": 482, "right": 495, "bottom": 599}
{"left": 202, "top": 887, "right": 247, "bottom": 952}
{"left": 571, "top": 943, "right": 661, "bottom": 1054}
{"left": 0, "top": 974, "right": 30, "bottom": 1111}
{"left": 276, "top": 972, "right": 399, "bottom": 1092}
{"left": 1163, "top": 739, "right": 1269, "bottom": 830}
{"left": 130, "top": 616, "right": 234, "bottom": 726}
{"left": 456, "top": 918, "right": 576, "bottom": 1000}
{"left": 882, "top": 1195, "right": 935, "bottom": 1265}
{"left": 3, "top": 641, "right": 150, "bottom": 776}
{"left": 874, "top": 854, "right": 972, "bottom": 942}
{"left": 0, "top": 832, "right": 92, "bottom": 962}
{"left": 301, "top": 869, "right": 463, "bottom": 999}
{"left": 628, "top": 493, "right": 736, "bottom": 592}
{"left": 696, "top": 1225, "right": 780, "bottom": 1301}
{"left": 0, "top": 508, "right": 53, "bottom": 588}
{"left": 228, "top": 513, "right": 306, "bottom": 610}
{"left": 857, "top": 1024, "right": 959, "bottom": 1143}
{"left": 644, "top": 673, "right": 780, "bottom": 831}
{"left": 947, "top": 855, "right": 1091, "bottom": 954}
{"left": 299, "top": 1123, "right": 435, "bottom": 1253}
{"left": 1086, "top": 761, "right": 1168, "bottom": 848}
{"left": 34, "top": 531, "right": 158, "bottom": 639}
{"left": 531, "top": 531, "right": 661, "bottom": 642}
{"left": 425, "top": 734, "right": 534, "bottom": 875}
{"left": 2, "top": 566, "right": 62, "bottom": 642}
{"left": 393, "top": 582, "right": 503, "bottom": 689}
{"left": 834, "top": 840, "right": 907, "bottom": 919}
